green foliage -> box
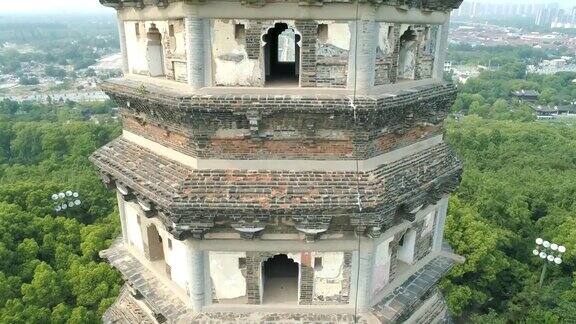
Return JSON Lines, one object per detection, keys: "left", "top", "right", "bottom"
{"left": 0, "top": 103, "right": 122, "bottom": 322}
{"left": 444, "top": 118, "right": 576, "bottom": 323}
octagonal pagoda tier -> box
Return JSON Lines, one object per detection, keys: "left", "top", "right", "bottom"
{"left": 92, "top": 0, "right": 464, "bottom": 322}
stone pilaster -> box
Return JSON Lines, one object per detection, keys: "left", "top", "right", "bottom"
{"left": 295, "top": 20, "right": 317, "bottom": 88}
{"left": 117, "top": 16, "right": 129, "bottom": 74}
{"left": 116, "top": 191, "right": 129, "bottom": 243}
{"left": 432, "top": 196, "right": 449, "bottom": 251}
{"left": 187, "top": 243, "right": 206, "bottom": 311}
{"left": 347, "top": 17, "right": 377, "bottom": 93}
{"left": 433, "top": 18, "right": 450, "bottom": 80}
{"left": 388, "top": 24, "right": 401, "bottom": 84}
{"left": 352, "top": 239, "right": 375, "bottom": 312}
{"left": 185, "top": 16, "right": 206, "bottom": 89}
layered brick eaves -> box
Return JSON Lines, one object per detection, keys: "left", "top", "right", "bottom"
{"left": 102, "top": 79, "right": 457, "bottom": 161}
{"left": 90, "top": 137, "right": 461, "bottom": 237}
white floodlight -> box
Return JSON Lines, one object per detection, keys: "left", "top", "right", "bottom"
{"left": 558, "top": 246, "right": 566, "bottom": 253}
{"left": 68, "top": 202, "right": 74, "bottom": 208}
{"left": 51, "top": 194, "right": 59, "bottom": 200}
{"left": 73, "top": 192, "right": 79, "bottom": 197}
{"left": 551, "top": 243, "right": 558, "bottom": 250}
{"left": 540, "top": 251, "right": 547, "bottom": 259}
{"left": 55, "top": 206, "right": 61, "bottom": 212}
{"left": 547, "top": 255, "right": 555, "bottom": 262}
{"left": 543, "top": 241, "right": 551, "bottom": 248}
{"left": 58, "top": 192, "right": 65, "bottom": 198}
{"left": 533, "top": 249, "right": 539, "bottom": 256}
{"left": 61, "top": 204, "right": 67, "bottom": 210}
{"left": 74, "top": 200, "right": 81, "bottom": 206}
{"left": 554, "top": 257, "right": 562, "bottom": 265}
{"left": 536, "top": 238, "right": 543, "bottom": 245}
{"left": 66, "top": 191, "right": 72, "bottom": 196}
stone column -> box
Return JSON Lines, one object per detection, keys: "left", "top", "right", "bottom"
{"left": 185, "top": 16, "right": 206, "bottom": 89}
{"left": 186, "top": 242, "right": 206, "bottom": 311}
{"left": 117, "top": 15, "right": 129, "bottom": 74}
{"left": 347, "top": 17, "right": 377, "bottom": 93}
{"left": 116, "top": 191, "right": 129, "bottom": 243}
{"left": 352, "top": 239, "right": 375, "bottom": 312}
{"left": 433, "top": 18, "right": 451, "bottom": 81}
{"left": 432, "top": 196, "right": 450, "bottom": 251}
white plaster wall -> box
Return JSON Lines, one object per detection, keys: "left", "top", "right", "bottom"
{"left": 317, "top": 21, "right": 351, "bottom": 50}
{"left": 209, "top": 251, "right": 247, "bottom": 300}
{"left": 377, "top": 23, "right": 395, "bottom": 55}
{"left": 124, "top": 201, "right": 144, "bottom": 253}
{"left": 211, "top": 19, "right": 262, "bottom": 86}
{"left": 313, "top": 252, "right": 345, "bottom": 299}
{"left": 124, "top": 20, "right": 174, "bottom": 75}
{"left": 371, "top": 236, "right": 394, "bottom": 297}
{"left": 165, "top": 238, "right": 190, "bottom": 291}
{"left": 421, "top": 210, "right": 436, "bottom": 237}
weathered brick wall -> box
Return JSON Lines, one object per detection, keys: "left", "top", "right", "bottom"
{"left": 105, "top": 81, "right": 455, "bottom": 161}
{"left": 414, "top": 217, "right": 435, "bottom": 262}
{"left": 243, "top": 252, "right": 316, "bottom": 305}
{"left": 123, "top": 113, "right": 196, "bottom": 156}
{"left": 295, "top": 20, "right": 318, "bottom": 87}
{"left": 316, "top": 43, "right": 348, "bottom": 88}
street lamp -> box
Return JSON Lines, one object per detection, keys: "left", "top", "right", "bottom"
{"left": 533, "top": 237, "right": 566, "bottom": 288}
{"left": 51, "top": 191, "right": 82, "bottom": 213}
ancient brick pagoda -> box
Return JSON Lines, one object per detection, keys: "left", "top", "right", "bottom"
{"left": 92, "top": 0, "right": 464, "bottom": 322}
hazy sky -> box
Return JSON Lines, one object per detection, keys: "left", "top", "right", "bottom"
{"left": 2, "top": 0, "right": 114, "bottom": 13}
{"left": 1, "top": 0, "right": 574, "bottom": 13}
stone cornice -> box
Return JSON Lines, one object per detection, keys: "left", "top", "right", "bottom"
{"left": 101, "top": 0, "right": 463, "bottom": 12}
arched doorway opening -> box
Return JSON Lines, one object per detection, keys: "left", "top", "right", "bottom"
{"left": 398, "top": 27, "right": 418, "bottom": 80}
{"left": 262, "top": 254, "right": 299, "bottom": 304}
{"left": 263, "top": 23, "right": 301, "bottom": 86}
{"left": 146, "top": 23, "right": 165, "bottom": 77}
{"left": 146, "top": 224, "right": 165, "bottom": 261}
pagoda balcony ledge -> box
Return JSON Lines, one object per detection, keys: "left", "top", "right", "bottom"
{"left": 107, "top": 73, "right": 444, "bottom": 99}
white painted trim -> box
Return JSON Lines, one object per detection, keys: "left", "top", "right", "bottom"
{"left": 122, "top": 130, "right": 444, "bottom": 172}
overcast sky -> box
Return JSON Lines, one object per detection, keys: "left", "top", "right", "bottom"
{"left": 2, "top": 0, "right": 114, "bottom": 14}
{"left": 1, "top": 0, "right": 574, "bottom": 13}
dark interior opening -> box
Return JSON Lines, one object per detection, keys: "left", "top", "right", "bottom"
{"left": 264, "top": 254, "right": 298, "bottom": 278}
{"left": 262, "top": 254, "right": 299, "bottom": 304}
{"left": 263, "top": 23, "right": 300, "bottom": 86}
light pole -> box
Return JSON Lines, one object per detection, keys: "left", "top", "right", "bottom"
{"left": 532, "top": 237, "right": 566, "bottom": 289}
{"left": 51, "top": 190, "right": 82, "bottom": 213}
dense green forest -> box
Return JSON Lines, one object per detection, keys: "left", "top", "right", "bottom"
{"left": 0, "top": 100, "right": 122, "bottom": 323}
{"left": 442, "top": 48, "right": 576, "bottom": 323}
{"left": 443, "top": 118, "right": 576, "bottom": 323}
